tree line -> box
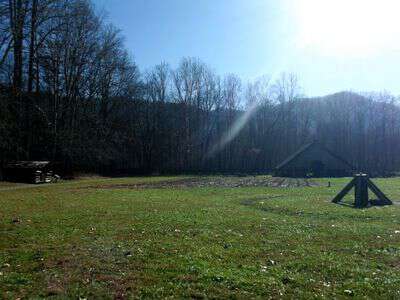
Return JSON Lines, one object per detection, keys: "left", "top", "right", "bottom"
{"left": 1, "top": 0, "right": 400, "bottom": 175}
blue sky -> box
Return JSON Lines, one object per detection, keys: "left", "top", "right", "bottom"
{"left": 94, "top": 0, "right": 400, "bottom": 97}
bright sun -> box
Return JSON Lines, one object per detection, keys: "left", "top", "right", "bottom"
{"left": 293, "top": 0, "right": 400, "bottom": 57}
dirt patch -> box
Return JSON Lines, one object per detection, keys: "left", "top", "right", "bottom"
{"left": 82, "top": 176, "right": 321, "bottom": 190}
{"left": 240, "top": 195, "right": 285, "bottom": 206}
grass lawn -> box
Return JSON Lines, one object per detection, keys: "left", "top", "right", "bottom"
{"left": 1, "top": 176, "right": 400, "bottom": 299}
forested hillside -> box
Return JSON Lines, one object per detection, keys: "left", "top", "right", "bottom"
{"left": 1, "top": 0, "right": 400, "bottom": 175}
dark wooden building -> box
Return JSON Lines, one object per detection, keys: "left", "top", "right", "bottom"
{"left": 2, "top": 161, "right": 56, "bottom": 183}
{"left": 274, "top": 142, "right": 354, "bottom": 177}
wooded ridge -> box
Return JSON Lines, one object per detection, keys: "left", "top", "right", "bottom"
{"left": 1, "top": 0, "right": 399, "bottom": 175}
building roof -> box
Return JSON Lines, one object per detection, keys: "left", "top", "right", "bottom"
{"left": 275, "top": 141, "right": 353, "bottom": 170}
{"left": 4, "top": 161, "right": 51, "bottom": 169}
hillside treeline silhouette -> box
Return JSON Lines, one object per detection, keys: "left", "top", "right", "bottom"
{"left": 1, "top": 0, "right": 399, "bottom": 175}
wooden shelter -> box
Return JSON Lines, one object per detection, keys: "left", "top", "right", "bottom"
{"left": 3, "top": 161, "right": 56, "bottom": 184}
{"left": 274, "top": 141, "right": 353, "bottom": 177}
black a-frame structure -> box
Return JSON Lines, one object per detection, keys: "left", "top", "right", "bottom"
{"left": 332, "top": 174, "right": 392, "bottom": 208}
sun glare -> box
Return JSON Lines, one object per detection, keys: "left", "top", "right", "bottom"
{"left": 293, "top": 0, "right": 400, "bottom": 57}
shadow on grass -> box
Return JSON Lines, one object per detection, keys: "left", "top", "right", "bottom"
{"left": 240, "top": 197, "right": 393, "bottom": 221}
{"left": 334, "top": 198, "right": 393, "bottom": 209}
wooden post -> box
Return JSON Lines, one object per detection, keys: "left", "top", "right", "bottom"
{"left": 354, "top": 174, "right": 368, "bottom": 208}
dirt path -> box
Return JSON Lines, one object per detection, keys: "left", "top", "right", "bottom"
{"left": 82, "top": 176, "right": 322, "bottom": 190}
{"left": 0, "top": 176, "right": 323, "bottom": 192}
{"left": 0, "top": 184, "right": 51, "bottom": 192}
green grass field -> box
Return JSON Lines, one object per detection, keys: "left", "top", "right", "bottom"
{"left": 1, "top": 176, "right": 400, "bottom": 299}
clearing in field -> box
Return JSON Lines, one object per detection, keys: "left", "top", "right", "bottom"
{"left": 1, "top": 176, "right": 400, "bottom": 298}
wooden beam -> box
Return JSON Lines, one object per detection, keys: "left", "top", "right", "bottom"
{"left": 332, "top": 178, "right": 356, "bottom": 203}
{"left": 367, "top": 179, "right": 392, "bottom": 204}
